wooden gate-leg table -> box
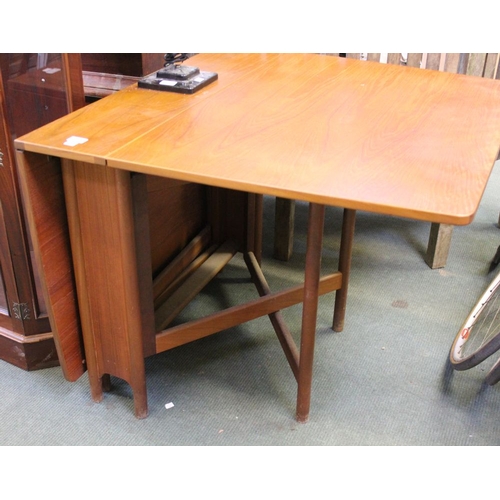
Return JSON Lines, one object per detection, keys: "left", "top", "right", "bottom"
{"left": 16, "top": 53, "right": 500, "bottom": 423}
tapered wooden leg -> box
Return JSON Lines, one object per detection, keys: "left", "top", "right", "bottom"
{"left": 333, "top": 209, "right": 356, "bottom": 332}
{"left": 296, "top": 203, "right": 325, "bottom": 423}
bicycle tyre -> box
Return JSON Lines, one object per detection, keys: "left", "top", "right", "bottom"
{"left": 485, "top": 355, "right": 500, "bottom": 386}
{"left": 450, "top": 271, "right": 500, "bottom": 371}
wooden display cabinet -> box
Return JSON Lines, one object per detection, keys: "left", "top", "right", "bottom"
{"left": 0, "top": 53, "right": 183, "bottom": 372}
{"left": 0, "top": 53, "right": 85, "bottom": 370}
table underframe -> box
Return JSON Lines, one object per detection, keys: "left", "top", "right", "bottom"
{"left": 60, "top": 159, "right": 356, "bottom": 421}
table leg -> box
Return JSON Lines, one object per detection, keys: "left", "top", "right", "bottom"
{"left": 333, "top": 209, "right": 356, "bottom": 332}
{"left": 296, "top": 202, "right": 325, "bottom": 423}
{"left": 62, "top": 161, "right": 150, "bottom": 418}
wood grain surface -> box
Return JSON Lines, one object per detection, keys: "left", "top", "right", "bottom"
{"left": 16, "top": 53, "right": 500, "bottom": 225}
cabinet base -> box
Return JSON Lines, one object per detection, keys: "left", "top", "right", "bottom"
{"left": 0, "top": 332, "right": 59, "bottom": 371}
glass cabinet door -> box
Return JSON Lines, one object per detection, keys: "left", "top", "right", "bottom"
{"left": 5, "top": 54, "right": 66, "bottom": 137}
{"left": 0, "top": 53, "right": 84, "bottom": 369}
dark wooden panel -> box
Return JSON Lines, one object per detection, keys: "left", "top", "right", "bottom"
{"left": 81, "top": 54, "right": 165, "bottom": 77}
{"left": 147, "top": 176, "right": 208, "bottom": 277}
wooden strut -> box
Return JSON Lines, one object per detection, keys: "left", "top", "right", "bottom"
{"left": 154, "top": 239, "right": 239, "bottom": 331}
{"left": 154, "top": 257, "right": 342, "bottom": 353}
{"left": 244, "top": 251, "right": 300, "bottom": 380}
{"left": 153, "top": 223, "right": 213, "bottom": 307}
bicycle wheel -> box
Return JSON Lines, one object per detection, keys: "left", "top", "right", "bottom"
{"left": 450, "top": 271, "right": 500, "bottom": 371}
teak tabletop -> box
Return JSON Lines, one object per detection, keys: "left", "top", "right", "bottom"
{"left": 17, "top": 53, "right": 500, "bottom": 224}
{"left": 14, "top": 54, "right": 500, "bottom": 421}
